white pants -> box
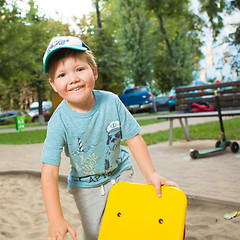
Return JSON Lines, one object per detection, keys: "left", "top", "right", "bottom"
{"left": 69, "top": 168, "right": 134, "bottom": 240}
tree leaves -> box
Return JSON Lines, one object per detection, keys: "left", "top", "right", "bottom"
{"left": 0, "top": 0, "right": 66, "bottom": 111}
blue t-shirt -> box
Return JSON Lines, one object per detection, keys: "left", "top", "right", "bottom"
{"left": 41, "top": 90, "right": 141, "bottom": 188}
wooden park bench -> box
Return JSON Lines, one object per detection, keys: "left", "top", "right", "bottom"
{"left": 158, "top": 81, "right": 240, "bottom": 145}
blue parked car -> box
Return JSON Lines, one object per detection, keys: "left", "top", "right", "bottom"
{"left": 118, "top": 86, "right": 156, "bottom": 113}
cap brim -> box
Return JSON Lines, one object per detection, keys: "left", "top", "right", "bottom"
{"left": 43, "top": 45, "right": 88, "bottom": 73}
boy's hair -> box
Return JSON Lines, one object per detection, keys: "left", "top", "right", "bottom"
{"left": 48, "top": 49, "right": 97, "bottom": 81}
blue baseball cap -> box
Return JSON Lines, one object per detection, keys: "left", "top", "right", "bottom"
{"left": 43, "top": 36, "right": 90, "bottom": 73}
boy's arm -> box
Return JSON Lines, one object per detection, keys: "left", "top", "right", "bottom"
{"left": 41, "top": 163, "right": 77, "bottom": 240}
{"left": 126, "top": 133, "right": 179, "bottom": 197}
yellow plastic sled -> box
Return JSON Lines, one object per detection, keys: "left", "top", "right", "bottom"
{"left": 98, "top": 182, "right": 187, "bottom": 240}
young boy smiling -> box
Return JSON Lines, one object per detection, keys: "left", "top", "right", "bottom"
{"left": 41, "top": 36, "right": 179, "bottom": 240}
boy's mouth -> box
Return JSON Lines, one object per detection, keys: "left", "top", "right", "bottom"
{"left": 69, "top": 84, "right": 84, "bottom": 91}
{"left": 72, "top": 86, "right": 82, "bottom": 91}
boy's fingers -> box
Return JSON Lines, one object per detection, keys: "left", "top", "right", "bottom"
{"left": 165, "top": 180, "right": 180, "bottom": 189}
{"left": 154, "top": 184, "right": 161, "bottom": 198}
{"left": 68, "top": 226, "right": 77, "bottom": 240}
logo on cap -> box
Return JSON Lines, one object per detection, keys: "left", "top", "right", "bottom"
{"left": 46, "top": 38, "right": 70, "bottom": 55}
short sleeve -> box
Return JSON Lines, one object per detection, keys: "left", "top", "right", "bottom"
{"left": 41, "top": 115, "right": 65, "bottom": 166}
{"left": 115, "top": 96, "right": 141, "bottom": 140}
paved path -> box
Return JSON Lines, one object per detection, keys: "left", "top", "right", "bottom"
{"left": 0, "top": 125, "right": 47, "bottom": 133}
{"left": 140, "top": 116, "right": 220, "bottom": 135}
{"left": 0, "top": 116, "right": 240, "bottom": 206}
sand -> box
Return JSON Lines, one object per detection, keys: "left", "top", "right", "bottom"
{"left": 0, "top": 172, "right": 239, "bottom": 240}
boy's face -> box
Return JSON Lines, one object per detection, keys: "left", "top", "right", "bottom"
{"left": 49, "top": 55, "right": 98, "bottom": 111}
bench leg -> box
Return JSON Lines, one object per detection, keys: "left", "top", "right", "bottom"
{"left": 169, "top": 119, "right": 173, "bottom": 146}
{"left": 179, "top": 118, "right": 190, "bottom": 141}
{"left": 184, "top": 118, "right": 190, "bottom": 140}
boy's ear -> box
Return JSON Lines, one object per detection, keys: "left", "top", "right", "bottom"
{"left": 94, "top": 66, "right": 98, "bottom": 81}
{"left": 49, "top": 79, "right": 57, "bottom": 92}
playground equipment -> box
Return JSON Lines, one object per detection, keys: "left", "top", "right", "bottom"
{"left": 98, "top": 182, "right": 187, "bottom": 240}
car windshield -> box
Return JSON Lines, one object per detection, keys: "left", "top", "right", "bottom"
{"left": 125, "top": 87, "right": 148, "bottom": 94}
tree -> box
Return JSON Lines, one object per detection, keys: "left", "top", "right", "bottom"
{"left": 24, "top": 0, "right": 66, "bottom": 124}
{"left": 199, "top": 0, "right": 226, "bottom": 40}
{"left": 82, "top": 0, "right": 125, "bottom": 93}
{"left": 144, "top": 0, "right": 203, "bottom": 90}
{"left": 227, "top": 0, "right": 240, "bottom": 76}
{"left": 0, "top": 0, "right": 31, "bottom": 110}
{"left": 112, "top": 0, "right": 154, "bottom": 86}
{"left": 0, "top": 0, "right": 67, "bottom": 120}
{"left": 199, "top": 0, "right": 240, "bottom": 76}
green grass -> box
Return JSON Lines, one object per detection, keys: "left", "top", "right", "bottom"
{"left": 136, "top": 118, "right": 164, "bottom": 126}
{"left": 141, "top": 117, "right": 240, "bottom": 145}
{"left": 0, "top": 130, "right": 47, "bottom": 144}
{"left": 0, "top": 117, "right": 239, "bottom": 145}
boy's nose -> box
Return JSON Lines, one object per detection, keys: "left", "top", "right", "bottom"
{"left": 69, "top": 72, "right": 80, "bottom": 84}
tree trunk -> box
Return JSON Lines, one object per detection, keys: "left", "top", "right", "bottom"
{"left": 157, "top": 13, "right": 178, "bottom": 88}
{"left": 37, "top": 79, "right": 45, "bottom": 125}
{"left": 95, "top": 0, "right": 102, "bottom": 28}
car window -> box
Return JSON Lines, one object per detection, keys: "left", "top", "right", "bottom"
{"left": 125, "top": 87, "right": 148, "bottom": 94}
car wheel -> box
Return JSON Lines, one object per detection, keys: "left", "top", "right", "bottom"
{"left": 32, "top": 117, "right": 39, "bottom": 123}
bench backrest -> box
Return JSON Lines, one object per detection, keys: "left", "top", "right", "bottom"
{"left": 175, "top": 81, "right": 240, "bottom": 111}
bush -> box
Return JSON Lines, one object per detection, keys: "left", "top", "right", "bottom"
{"left": 3, "top": 117, "right": 16, "bottom": 125}
{"left": 24, "top": 115, "right": 32, "bottom": 123}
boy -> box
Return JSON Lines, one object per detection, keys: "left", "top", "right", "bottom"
{"left": 41, "top": 36, "right": 179, "bottom": 240}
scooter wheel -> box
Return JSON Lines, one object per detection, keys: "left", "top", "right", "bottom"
{"left": 190, "top": 150, "right": 199, "bottom": 159}
{"left": 230, "top": 142, "right": 239, "bottom": 153}
{"left": 215, "top": 140, "right": 221, "bottom": 148}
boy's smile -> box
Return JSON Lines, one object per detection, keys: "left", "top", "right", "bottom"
{"left": 49, "top": 56, "right": 98, "bottom": 113}
{"left": 67, "top": 82, "right": 86, "bottom": 92}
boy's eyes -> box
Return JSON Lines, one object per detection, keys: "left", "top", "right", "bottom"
{"left": 77, "top": 67, "right": 84, "bottom": 72}
{"left": 57, "top": 73, "right": 65, "bottom": 78}
{"left": 56, "top": 67, "right": 85, "bottom": 78}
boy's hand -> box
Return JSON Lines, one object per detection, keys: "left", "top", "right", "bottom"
{"left": 46, "top": 218, "right": 77, "bottom": 240}
{"left": 125, "top": 134, "right": 180, "bottom": 198}
{"left": 148, "top": 172, "right": 180, "bottom": 198}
